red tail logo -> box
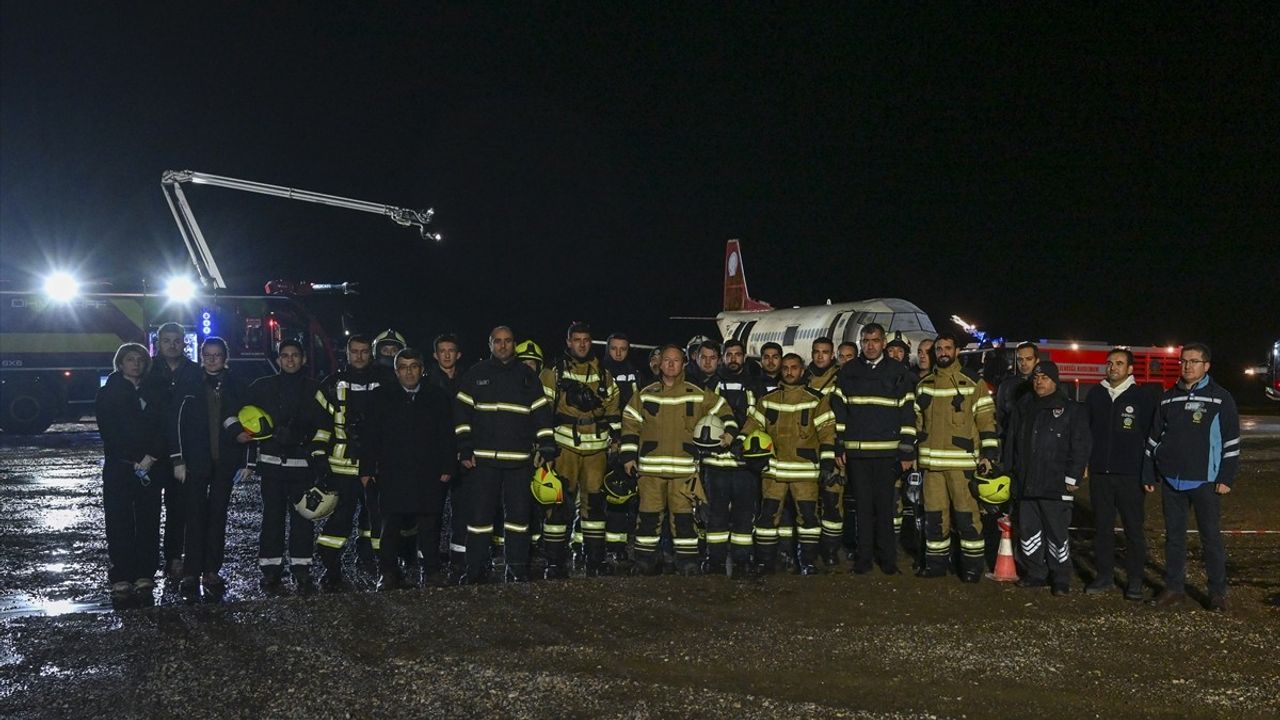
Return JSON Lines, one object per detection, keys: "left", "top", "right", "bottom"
{"left": 723, "top": 239, "right": 773, "bottom": 312}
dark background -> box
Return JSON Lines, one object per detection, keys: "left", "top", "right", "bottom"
{"left": 2, "top": 4, "right": 1276, "bottom": 397}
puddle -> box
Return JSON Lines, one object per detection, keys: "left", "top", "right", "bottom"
{"left": 0, "top": 593, "right": 113, "bottom": 619}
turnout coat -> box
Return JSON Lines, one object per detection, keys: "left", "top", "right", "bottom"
{"left": 360, "top": 382, "right": 456, "bottom": 514}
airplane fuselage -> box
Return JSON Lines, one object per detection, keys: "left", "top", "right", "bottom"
{"left": 717, "top": 298, "right": 937, "bottom": 361}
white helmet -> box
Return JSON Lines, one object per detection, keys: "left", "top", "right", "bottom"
{"left": 692, "top": 414, "right": 726, "bottom": 448}
{"left": 294, "top": 486, "right": 339, "bottom": 520}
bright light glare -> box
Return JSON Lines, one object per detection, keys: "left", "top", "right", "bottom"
{"left": 165, "top": 276, "right": 197, "bottom": 302}
{"left": 43, "top": 272, "right": 80, "bottom": 302}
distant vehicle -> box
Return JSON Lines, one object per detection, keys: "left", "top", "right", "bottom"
{"left": 969, "top": 340, "right": 1183, "bottom": 401}
{"left": 713, "top": 239, "right": 937, "bottom": 359}
{"left": 0, "top": 286, "right": 348, "bottom": 434}
{"left": 1266, "top": 340, "right": 1279, "bottom": 401}
{"left": 0, "top": 170, "right": 440, "bottom": 434}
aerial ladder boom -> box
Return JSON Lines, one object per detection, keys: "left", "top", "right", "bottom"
{"left": 161, "top": 169, "right": 440, "bottom": 290}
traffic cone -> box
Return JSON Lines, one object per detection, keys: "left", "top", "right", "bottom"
{"left": 988, "top": 513, "right": 1019, "bottom": 582}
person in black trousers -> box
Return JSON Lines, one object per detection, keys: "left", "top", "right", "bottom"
{"left": 1083, "top": 348, "right": 1158, "bottom": 600}
{"left": 361, "top": 348, "right": 455, "bottom": 590}
{"left": 97, "top": 343, "right": 166, "bottom": 598}
{"left": 143, "top": 321, "right": 198, "bottom": 580}
{"left": 168, "top": 336, "right": 250, "bottom": 600}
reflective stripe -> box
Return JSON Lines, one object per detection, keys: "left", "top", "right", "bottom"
{"left": 918, "top": 385, "right": 976, "bottom": 397}
{"left": 796, "top": 526, "right": 821, "bottom": 538}
{"left": 473, "top": 401, "right": 534, "bottom": 414}
{"left": 918, "top": 447, "right": 977, "bottom": 458}
{"left": 842, "top": 395, "right": 901, "bottom": 407}
{"left": 605, "top": 532, "right": 628, "bottom": 543}
{"left": 542, "top": 523, "right": 569, "bottom": 534}
{"left": 619, "top": 443, "right": 639, "bottom": 454}
{"left": 259, "top": 557, "right": 284, "bottom": 566}
{"left": 455, "top": 424, "right": 472, "bottom": 435}
{"left": 761, "top": 399, "right": 820, "bottom": 412}
{"left": 843, "top": 440, "right": 900, "bottom": 451}
{"left": 468, "top": 525, "right": 495, "bottom": 534}
{"left": 317, "top": 535, "right": 347, "bottom": 549}
{"left": 706, "top": 531, "right": 731, "bottom": 543}
{"left": 672, "top": 537, "right": 700, "bottom": 547}
{"left": 290, "top": 557, "right": 313, "bottom": 566}
{"left": 257, "top": 454, "right": 310, "bottom": 468}
{"left": 312, "top": 429, "right": 332, "bottom": 442}
{"left": 973, "top": 396, "right": 995, "bottom": 411}
{"left": 503, "top": 522, "right": 529, "bottom": 533}
{"left": 456, "top": 391, "right": 476, "bottom": 406}
{"left": 730, "top": 533, "right": 754, "bottom": 546}
{"left": 637, "top": 394, "right": 704, "bottom": 406}
{"left": 473, "top": 450, "right": 533, "bottom": 461}
{"left": 580, "top": 520, "right": 606, "bottom": 530}
{"left": 754, "top": 528, "right": 779, "bottom": 539}
{"left": 634, "top": 535, "right": 661, "bottom": 547}
{"left": 821, "top": 519, "right": 842, "bottom": 531}
{"left": 450, "top": 543, "right": 467, "bottom": 553}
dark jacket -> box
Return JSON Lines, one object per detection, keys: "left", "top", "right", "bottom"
{"left": 1003, "top": 390, "right": 1091, "bottom": 500}
{"left": 245, "top": 371, "right": 325, "bottom": 466}
{"left": 142, "top": 356, "right": 198, "bottom": 457}
{"left": 996, "top": 373, "right": 1032, "bottom": 438}
{"left": 1146, "top": 376, "right": 1241, "bottom": 488}
{"left": 169, "top": 368, "right": 249, "bottom": 476}
{"left": 427, "top": 364, "right": 462, "bottom": 399}
{"left": 361, "top": 382, "right": 455, "bottom": 513}
{"left": 603, "top": 356, "right": 647, "bottom": 409}
{"left": 454, "top": 357, "right": 555, "bottom": 468}
{"left": 1084, "top": 379, "right": 1158, "bottom": 478}
{"left": 833, "top": 355, "right": 917, "bottom": 460}
{"left": 97, "top": 372, "right": 165, "bottom": 465}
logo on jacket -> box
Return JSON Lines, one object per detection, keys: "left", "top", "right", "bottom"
{"left": 1192, "top": 410, "right": 1204, "bottom": 424}
{"left": 475, "top": 379, "right": 490, "bottom": 386}
{"left": 1125, "top": 405, "right": 1134, "bottom": 413}
{"left": 1053, "top": 408, "right": 1065, "bottom": 418}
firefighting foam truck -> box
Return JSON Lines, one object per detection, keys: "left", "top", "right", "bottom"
{"left": 0, "top": 170, "right": 439, "bottom": 434}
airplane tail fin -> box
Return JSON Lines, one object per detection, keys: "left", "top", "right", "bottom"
{"left": 723, "top": 239, "right": 773, "bottom": 312}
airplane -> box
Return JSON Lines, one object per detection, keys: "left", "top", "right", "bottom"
{"left": 713, "top": 239, "right": 938, "bottom": 360}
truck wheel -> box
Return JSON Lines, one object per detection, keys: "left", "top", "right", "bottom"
{"left": 0, "top": 383, "right": 56, "bottom": 434}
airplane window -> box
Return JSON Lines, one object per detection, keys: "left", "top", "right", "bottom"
{"left": 917, "top": 313, "right": 937, "bottom": 333}
{"left": 891, "top": 314, "right": 922, "bottom": 332}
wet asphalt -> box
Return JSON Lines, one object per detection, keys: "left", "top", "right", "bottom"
{"left": 1, "top": 422, "right": 1278, "bottom": 719}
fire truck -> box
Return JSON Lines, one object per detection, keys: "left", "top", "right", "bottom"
{"left": 974, "top": 339, "right": 1183, "bottom": 400}
{"left": 0, "top": 170, "right": 439, "bottom": 434}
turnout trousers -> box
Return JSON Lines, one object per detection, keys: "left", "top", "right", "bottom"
{"left": 634, "top": 475, "right": 699, "bottom": 569}
{"left": 316, "top": 474, "right": 360, "bottom": 570}
{"left": 150, "top": 458, "right": 186, "bottom": 567}
{"left": 182, "top": 458, "right": 236, "bottom": 577}
{"left": 103, "top": 460, "right": 161, "bottom": 584}
{"left": 819, "top": 479, "right": 844, "bottom": 560}
{"left": 704, "top": 467, "right": 757, "bottom": 570}
{"left": 545, "top": 449, "right": 607, "bottom": 568}
{"left": 1089, "top": 473, "right": 1146, "bottom": 589}
{"left": 1160, "top": 481, "right": 1227, "bottom": 597}
{"left": 755, "top": 478, "right": 820, "bottom": 570}
{"left": 1017, "top": 497, "right": 1073, "bottom": 587}
{"left": 466, "top": 465, "right": 533, "bottom": 580}
{"left": 445, "top": 468, "right": 470, "bottom": 570}
{"left": 258, "top": 464, "right": 314, "bottom": 576}
{"left": 849, "top": 457, "right": 901, "bottom": 572}
{"left": 922, "top": 469, "right": 985, "bottom": 577}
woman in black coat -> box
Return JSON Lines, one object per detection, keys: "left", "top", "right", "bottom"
{"left": 96, "top": 343, "right": 166, "bottom": 598}
{"left": 360, "top": 348, "right": 455, "bottom": 590}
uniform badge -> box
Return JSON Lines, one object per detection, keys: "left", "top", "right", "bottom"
{"left": 1053, "top": 408, "right": 1065, "bottom": 418}
{"left": 476, "top": 379, "right": 490, "bottom": 386}
{"left": 1192, "top": 410, "right": 1204, "bottom": 423}
{"left": 1125, "top": 405, "right": 1135, "bottom": 413}
{"left": 1123, "top": 418, "right": 1134, "bottom": 429}
{"left": 1185, "top": 401, "right": 1204, "bottom": 412}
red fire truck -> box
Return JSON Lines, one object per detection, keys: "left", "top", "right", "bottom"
{"left": 977, "top": 339, "right": 1182, "bottom": 401}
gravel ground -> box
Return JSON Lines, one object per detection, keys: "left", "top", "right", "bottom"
{"left": 1, "top": 423, "right": 1278, "bottom": 719}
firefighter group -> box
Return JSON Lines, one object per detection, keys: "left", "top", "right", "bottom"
{"left": 95, "top": 320, "right": 1241, "bottom": 612}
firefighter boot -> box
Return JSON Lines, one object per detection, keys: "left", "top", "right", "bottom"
{"left": 260, "top": 566, "right": 285, "bottom": 595}
{"left": 319, "top": 549, "right": 353, "bottom": 592}
{"left": 797, "top": 544, "right": 820, "bottom": 577}
{"left": 291, "top": 565, "right": 316, "bottom": 596}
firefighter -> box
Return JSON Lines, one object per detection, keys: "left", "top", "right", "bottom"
{"left": 361, "top": 348, "right": 455, "bottom": 590}
{"left": 621, "top": 345, "right": 734, "bottom": 576}
{"left": 168, "top": 336, "right": 250, "bottom": 599}
{"left": 244, "top": 339, "right": 328, "bottom": 594}
{"left": 540, "top": 322, "right": 621, "bottom": 578}
{"left": 312, "top": 334, "right": 389, "bottom": 591}
{"left": 648, "top": 347, "right": 662, "bottom": 379}
{"left": 996, "top": 342, "right": 1039, "bottom": 437}
{"left": 1003, "top": 361, "right": 1090, "bottom": 595}
{"left": 372, "top": 328, "right": 407, "bottom": 369}
{"left": 603, "top": 333, "right": 645, "bottom": 408}
{"left": 601, "top": 332, "right": 645, "bottom": 565}
{"left": 429, "top": 333, "right": 468, "bottom": 578}
{"left": 455, "top": 326, "right": 557, "bottom": 583}
{"left": 759, "top": 342, "right": 783, "bottom": 394}
{"left": 833, "top": 323, "right": 916, "bottom": 575}
{"left": 837, "top": 342, "right": 858, "bottom": 366}
{"left": 702, "top": 339, "right": 761, "bottom": 575}
{"left": 913, "top": 332, "right": 999, "bottom": 582}
{"left": 806, "top": 337, "right": 839, "bottom": 396}
{"left": 885, "top": 338, "right": 909, "bottom": 365}
{"left": 144, "top": 321, "right": 196, "bottom": 580}
{"left": 517, "top": 338, "right": 552, "bottom": 566}
{"left": 916, "top": 339, "right": 935, "bottom": 380}
{"left": 686, "top": 339, "right": 721, "bottom": 388}
{"left": 740, "top": 353, "right": 837, "bottom": 576}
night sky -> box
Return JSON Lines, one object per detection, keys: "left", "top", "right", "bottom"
{"left": 2, "top": 5, "right": 1276, "bottom": 395}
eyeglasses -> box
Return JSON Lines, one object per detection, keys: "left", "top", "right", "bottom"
{"left": 1179, "top": 359, "right": 1207, "bottom": 366}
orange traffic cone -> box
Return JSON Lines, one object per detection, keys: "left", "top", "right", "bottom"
{"left": 988, "top": 513, "right": 1019, "bottom": 582}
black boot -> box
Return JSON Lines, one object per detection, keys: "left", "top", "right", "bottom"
{"left": 261, "top": 567, "right": 286, "bottom": 595}
{"left": 291, "top": 566, "right": 316, "bottom": 596}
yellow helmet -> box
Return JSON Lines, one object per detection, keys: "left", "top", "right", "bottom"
{"left": 741, "top": 429, "right": 774, "bottom": 459}
{"left": 237, "top": 404, "right": 274, "bottom": 440}
{"left": 294, "top": 485, "right": 339, "bottom": 520}
{"left": 973, "top": 469, "right": 1012, "bottom": 505}
{"left": 604, "top": 466, "right": 638, "bottom": 505}
{"left": 531, "top": 465, "right": 564, "bottom": 504}
{"left": 516, "top": 339, "right": 544, "bottom": 367}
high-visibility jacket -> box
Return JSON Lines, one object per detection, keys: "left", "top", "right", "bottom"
{"left": 806, "top": 362, "right": 839, "bottom": 396}
{"left": 620, "top": 374, "right": 733, "bottom": 478}
{"left": 313, "top": 365, "right": 394, "bottom": 477}
{"left": 740, "top": 383, "right": 837, "bottom": 482}
{"left": 833, "top": 355, "right": 917, "bottom": 460}
{"left": 913, "top": 363, "right": 998, "bottom": 470}
{"left": 702, "top": 366, "right": 761, "bottom": 469}
{"left": 454, "top": 357, "right": 555, "bottom": 469}
{"left": 541, "top": 354, "right": 621, "bottom": 455}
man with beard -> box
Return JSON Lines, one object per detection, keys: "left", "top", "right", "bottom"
{"left": 997, "top": 342, "right": 1040, "bottom": 438}
{"left": 144, "top": 322, "right": 197, "bottom": 580}
{"left": 245, "top": 339, "right": 327, "bottom": 594}
{"left": 702, "top": 340, "right": 761, "bottom": 575}
{"left": 759, "top": 342, "right": 784, "bottom": 394}
{"left": 540, "top": 322, "right": 621, "bottom": 578}
{"left": 913, "top": 332, "right": 999, "bottom": 582}
{"left": 686, "top": 340, "right": 722, "bottom": 388}
{"left": 806, "top": 337, "right": 839, "bottom": 396}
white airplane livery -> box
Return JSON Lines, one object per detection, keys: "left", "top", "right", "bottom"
{"left": 716, "top": 239, "right": 938, "bottom": 359}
